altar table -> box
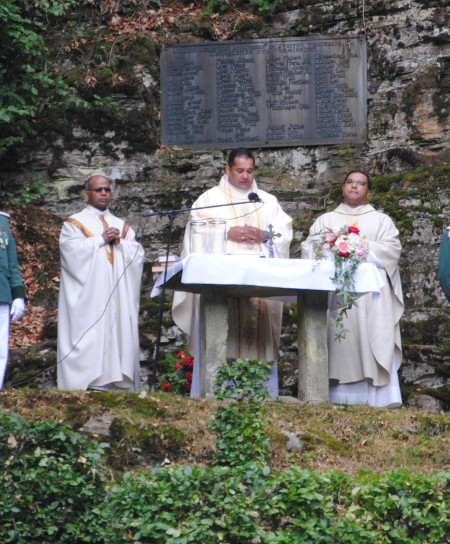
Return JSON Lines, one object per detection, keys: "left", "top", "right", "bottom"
{"left": 151, "top": 254, "right": 384, "bottom": 402}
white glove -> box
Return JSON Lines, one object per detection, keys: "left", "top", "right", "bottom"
{"left": 10, "top": 298, "right": 26, "bottom": 323}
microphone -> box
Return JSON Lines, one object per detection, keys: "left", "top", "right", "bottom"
{"left": 142, "top": 195, "right": 262, "bottom": 217}
{"left": 248, "top": 192, "right": 262, "bottom": 203}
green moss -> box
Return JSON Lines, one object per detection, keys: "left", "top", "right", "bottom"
{"left": 397, "top": 216, "right": 414, "bottom": 235}
{"left": 437, "top": 345, "right": 450, "bottom": 356}
{"left": 65, "top": 404, "right": 91, "bottom": 430}
{"left": 139, "top": 318, "right": 159, "bottom": 329}
{"left": 109, "top": 418, "right": 192, "bottom": 464}
{"left": 140, "top": 299, "right": 162, "bottom": 314}
{"left": 159, "top": 425, "right": 190, "bottom": 447}
{"left": 414, "top": 205, "right": 441, "bottom": 214}
{"left": 430, "top": 216, "right": 444, "bottom": 228}
{"left": 12, "top": 355, "right": 57, "bottom": 376}
{"left": 122, "top": 35, "right": 159, "bottom": 70}
{"left": 300, "top": 430, "right": 351, "bottom": 455}
{"left": 433, "top": 164, "right": 450, "bottom": 186}
{"left": 28, "top": 341, "right": 57, "bottom": 354}
{"left": 402, "top": 316, "right": 449, "bottom": 345}
{"left": 64, "top": 68, "right": 85, "bottom": 87}
{"left": 88, "top": 391, "right": 164, "bottom": 417}
{"left": 177, "top": 20, "right": 215, "bottom": 39}
{"left": 10, "top": 370, "right": 46, "bottom": 388}
{"left": 235, "top": 17, "right": 264, "bottom": 34}
{"left": 423, "top": 386, "right": 450, "bottom": 406}
{"left": 292, "top": 211, "right": 317, "bottom": 238}
{"left": 268, "top": 429, "right": 289, "bottom": 449}
{"left": 372, "top": 173, "right": 404, "bottom": 193}
{"left": 96, "top": 67, "right": 113, "bottom": 86}
{"left": 403, "top": 169, "right": 431, "bottom": 184}
{"left": 139, "top": 333, "right": 153, "bottom": 350}
{"left": 428, "top": 361, "right": 450, "bottom": 379}
{"left": 403, "top": 346, "right": 422, "bottom": 362}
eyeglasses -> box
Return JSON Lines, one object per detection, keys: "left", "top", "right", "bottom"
{"left": 345, "top": 179, "right": 368, "bottom": 187}
{"left": 89, "top": 187, "right": 112, "bottom": 193}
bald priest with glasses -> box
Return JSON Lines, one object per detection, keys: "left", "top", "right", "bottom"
{"left": 57, "top": 174, "right": 144, "bottom": 391}
{"left": 303, "top": 170, "right": 404, "bottom": 408}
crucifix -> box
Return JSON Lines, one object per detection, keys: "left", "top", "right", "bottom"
{"left": 260, "top": 224, "right": 282, "bottom": 258}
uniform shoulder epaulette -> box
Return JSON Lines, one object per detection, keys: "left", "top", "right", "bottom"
{"left": 0, "top": 211, "right": 10, "bottom": 218}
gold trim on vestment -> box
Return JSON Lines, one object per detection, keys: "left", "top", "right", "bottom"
{"left": 66, "top": 216, "right": 114, "bottom": 265}
{"left": 66, "top": 218, "right": 93, "bottom": 238}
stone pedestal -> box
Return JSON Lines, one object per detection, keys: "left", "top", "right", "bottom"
{"left": 199, "top": 291, "right": 228, "bottom": 398}
{"left": 297, "top": 290, "right": 329, "bottom": 403}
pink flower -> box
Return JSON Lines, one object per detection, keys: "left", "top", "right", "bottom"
{"left": 337, "top": 241, "right": 349, "bottom": 253}
{"left": 324, "top": 232, "right": 335, "bottom": 242}
{"left": 322, "top": 242, "right": 331, "bottom": 251}
{"left": 348, "top": 226, "right": 360, "bottom": 234}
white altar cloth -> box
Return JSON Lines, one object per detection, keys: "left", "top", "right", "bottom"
{"left": 151, "top": 254, "right": 385, "bottom": 298}
{"left": 150, "top": 254, "right": 385, "bottom": 400}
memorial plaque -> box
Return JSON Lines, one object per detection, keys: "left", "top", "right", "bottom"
{"left": 161, "top": 36, "right": 367, "bottom": 149}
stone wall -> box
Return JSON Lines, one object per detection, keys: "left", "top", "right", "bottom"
{"left": 2, "top": 0, "right": 449, "bottom": 409}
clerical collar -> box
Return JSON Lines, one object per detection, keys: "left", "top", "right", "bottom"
{"left": 343, "top": 203, "right": 367, "bottom": 210}
{"left": 226, "top": 177, "right": 255, "bottom": 195}
{"left": 88, "top": 205, "right": 109, "bottom": 216}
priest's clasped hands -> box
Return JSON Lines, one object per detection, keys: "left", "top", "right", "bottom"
{"left": 102, "top": 226, "right": 121, "bottom": 245}
{"left": 227, "top": 225, "right": 266, "bottom": 244}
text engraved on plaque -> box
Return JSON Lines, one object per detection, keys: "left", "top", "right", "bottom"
{"left": 161, "top": 36, "right": 367, "bottom": 148}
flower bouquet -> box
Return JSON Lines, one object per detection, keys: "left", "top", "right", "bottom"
{"left": 160, "top": 350, "right": 194, "bottom": 395}
{"left": 313, "top": 225, "right": 369, "bottom": 340}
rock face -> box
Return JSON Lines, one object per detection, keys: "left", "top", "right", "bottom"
{"left": 2, "top": 1, "right": 449, "bottom": 410}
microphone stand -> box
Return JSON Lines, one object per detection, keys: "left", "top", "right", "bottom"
{"left": 143, "top": 197, "right": 261, "bottom": 392}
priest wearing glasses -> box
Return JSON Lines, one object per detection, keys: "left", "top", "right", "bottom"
{"left": 304, "top": 170, "right": 404, "bottom": 408}
{"left": 57, "top": 174, "right": 144, "bottom": 391}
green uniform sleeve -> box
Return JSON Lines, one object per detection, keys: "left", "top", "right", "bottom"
{"left": 438, "top": 228, "right": 450, "bottom": 303}
{"left": 0, "top": 214, "right": 25, "bottom": 304}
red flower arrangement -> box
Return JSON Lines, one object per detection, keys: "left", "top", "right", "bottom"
{"left": 159, "top": 350, "right": 194, "bottom": 395}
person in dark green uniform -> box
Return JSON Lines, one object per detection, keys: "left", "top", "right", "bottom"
{"left": 0, "top": 211, "right": 26, "bottom": 388}
{"left": 439, "top": 226, "right": 450, "bottom": 303}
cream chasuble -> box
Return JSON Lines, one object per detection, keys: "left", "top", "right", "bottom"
{"left": 306, "top": 204, "right": 404, "bottom": 406}
{"left": 57, "top": 207, "right": 144, "bottom": 391}
{"left": 172, "top": 176, "right": 293, "bottom": 363}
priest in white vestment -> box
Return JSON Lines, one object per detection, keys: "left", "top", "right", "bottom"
{"left": 304, "top": 170, "right": 404, "bottom": 408}
{"left": 172, "top": 149, "right": 293, "bottom": 396}
{"left": 57, "top": 174, "right": 144, "bottom": 391}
